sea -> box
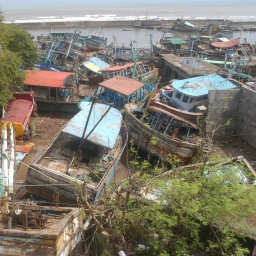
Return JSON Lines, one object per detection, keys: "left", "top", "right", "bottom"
{"left": 1, "top": 0, "right": 256, "bottom": 47}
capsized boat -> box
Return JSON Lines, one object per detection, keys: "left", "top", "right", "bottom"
{"left": 26, "top": 102, "right": 128, "bottom": 203}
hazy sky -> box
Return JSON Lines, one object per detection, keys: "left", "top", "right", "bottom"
{"left": 0, "top": 0, "right": 255, "bottom": 9}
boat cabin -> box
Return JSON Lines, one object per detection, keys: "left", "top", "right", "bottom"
{"left": 101, "top": 61, "right": 143, "bottom": 79}
{"left": 24, "top": 70, "right": 77, "bottom": 103}
{"left": 93, "top": 76, "right": 155, "bottom": 109}
{"left": 163, "top": 74, "right": 238, "bottom": 112}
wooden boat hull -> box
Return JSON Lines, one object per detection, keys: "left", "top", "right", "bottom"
{"left": 26, "top": 124, "right": 128, "bottom": 203}
{"left": 36, "top": 100, "right": 80, "bottom": 114}
{"left": 123, "top": 109, "right": 197, "bottom": 164}
{"left": 0, "top": 205, "right": 82, "bottom": 256}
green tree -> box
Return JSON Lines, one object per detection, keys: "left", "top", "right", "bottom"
{"left": 0, "top": 11, "right": 39, "bottom": 105}
{"left": 78, "top": 148, "right": 256, "bottom": 256}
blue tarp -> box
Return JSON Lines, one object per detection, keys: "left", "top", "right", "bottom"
{"left": 172, "top": 74, "right": 237, "bottom": 97}
{"left": 62, "top": 103, "right": 122, "bottom": 149}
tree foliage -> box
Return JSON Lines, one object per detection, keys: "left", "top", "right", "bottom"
{"left": 0, "top": 11, "right": 39, "bottom": 105}
{"left": 78, "top": 141, "right": 256, "bottom": 256}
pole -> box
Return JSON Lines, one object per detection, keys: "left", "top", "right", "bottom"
{"left": 77, "top": 97, "right": 97, "bottom": 154}
{"left": 150, "top": 34, "right": 153, "bottom": 55}
{"left": 9, "top": 123, "right": 15, "bottom": 194}
{"left": 1, "top": 123, "right": 8, "bottom": 196}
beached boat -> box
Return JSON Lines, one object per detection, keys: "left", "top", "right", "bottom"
{"left": 123, "top": 73, "right": 240, "bottom": 163}
{"left": 161, "top": 74, "right": 238, "bottom": 112}
{"left": 79, "top": 56, "right": 110, "bottom": 85}
{"left": 92, "top": 75, "right": 157, "bottom": 110}
{"left": 0, "top": 202, "right": 82, "bottom": 256}
{"left": 37, "top": 31, "right": 87, "bottom": 70}
{"left": 101, "top": 61, "right": 159, "bottom": 82}
{"left": 24, "top": 70, "right": 81, "bottom": 113}
{"left": 84, "top": 27, "right": 107, "bottom": 51}
{"left": 123, "top": 104, "right": 199, "bottom": 164}
{"left": 26, "top": 102, "right": 128, "bottom": 204}
{"left": 153, "top": 36, "right": 190, "bottom": 55}
{"left": 172, "top": 18, "right": 196, "bottom": 32}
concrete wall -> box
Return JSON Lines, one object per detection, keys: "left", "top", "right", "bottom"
{"left": 237, "top": 86, "right": 256, "bottom": 148}
{"left": 207, "top": 86, "right": 256, "bottom": 149}
{"left": 206, "top": 89, "right": 240, "bottom": 137}
{"left": 13, "top": 19, "right": 256, "bottom": 30}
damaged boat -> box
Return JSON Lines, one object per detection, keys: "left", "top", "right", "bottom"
{"left": 24, "top": 70, "right": 81, "bottom": 113}
{"left": 26, "top": 102, "right": 128, "bottom": 204}
{"left": 123, "top": 96, "right": 200, "bottom": 164}
{"left": 0, "top": 201, "right": 82, "bottom": 256}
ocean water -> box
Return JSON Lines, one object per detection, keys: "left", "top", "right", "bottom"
{"left": 26, "top": 27, "right": 256, "bottom": 48}
{"left": 1, "top": 1, "right": 256, "bottom": 23}
{"left": 1, "top": 1, "right": 256, "bottom": 47}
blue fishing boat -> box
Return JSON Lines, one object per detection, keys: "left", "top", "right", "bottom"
{"left": 26, "top": 102, "right": 128, "bottom": 204}
{"left": 123, "top": 74, "right": 240, "bottom": 163}
{"left": 92, "top": 76, "right": 156, "bottom": 109}
{"left": 84, "top": 27, "right": 107, "bottom": 51}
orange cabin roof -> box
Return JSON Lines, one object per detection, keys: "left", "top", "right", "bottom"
{"left": 25, "top": 70, "right": 75, "bottom": 88}
{"left": 99, "top": 76, "right": 144, "bottom": 96}
{"left": 101, "top": 61, "right": 143, "bottom": 72}
{"left": 211, "top": 38, "right": 239, "bottom": 48}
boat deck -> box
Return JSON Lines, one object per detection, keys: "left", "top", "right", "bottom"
{"left": 0, "top": 203, "right": 82, "bottom": 256}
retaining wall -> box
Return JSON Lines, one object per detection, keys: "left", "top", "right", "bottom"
{"left": 237, "top": 86, "right": 256, "bottom": 148}
{"left": 11, "top": 19, "right": 256, "bottom": 30}
{"left": 207, "top": 86, "right": 256, "bottom": 149}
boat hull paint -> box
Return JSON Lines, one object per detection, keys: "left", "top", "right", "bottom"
{"left": 124, "top": 109, "right": 197, "bottom": 164}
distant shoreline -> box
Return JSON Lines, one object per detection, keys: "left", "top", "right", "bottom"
{"left": 10, "top": 19, "right": 256, "bottom": 30}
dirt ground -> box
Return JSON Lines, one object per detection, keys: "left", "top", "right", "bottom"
{"left": 214, "top": 136, "right": 256, "bottom": 167}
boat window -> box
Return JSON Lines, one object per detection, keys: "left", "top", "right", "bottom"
{"left": 175, "top": 92, "right": 182, "bottom": 100}
{"left": 182, "top": 95, "right": 189, "bottom": 103}
{"left": 196, "top": 96, "right": 203, "bottom": 101}
{"left": 189, "top": 97, "right": 196, "bottom": 103}
{"left": 203, "top": 95, "right": 208, "bottom": 100}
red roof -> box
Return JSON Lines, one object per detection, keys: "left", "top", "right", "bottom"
{"left": 101, "top": 61, "right": 143, "bottom": 72}
{"left": 99, "top": 76, "right": 144, "bottom": 96}
{"left": 25, "top": 70, "right": 75, "bottom": 88}
{"left": 5, "top": 99, "right": 33, "bottom": 125}
{"left": 211, "top": 38, "right": 239, "bottom": 48}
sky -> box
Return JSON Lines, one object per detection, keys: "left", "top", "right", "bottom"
{"left": 0, "top": 0, "right": 255, "bottom": 9}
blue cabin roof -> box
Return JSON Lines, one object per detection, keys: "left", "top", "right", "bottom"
{"left": 62, "top": 103, "right": 122, "bottom": 149}
{"left": 172, "top": 74, "right": 237, "bottom": 97}
{"left": 82, "top": 57, "right": 110, "bottom": 74}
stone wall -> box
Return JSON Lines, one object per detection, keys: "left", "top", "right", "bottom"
{"left": 206, "top": 86, "right": 256, "bottom": 149}
{"left": 206, "top": 89, "right": 240, "bottom": 137}
{"left": 12, "top": 19, "right": 256, "bottom": 30}
{"left": 237, "top": 86, "right": 256, "bottom": 148}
